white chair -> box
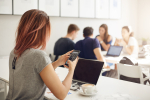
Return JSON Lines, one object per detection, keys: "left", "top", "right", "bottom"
{"left": 117, "top": 63, "right": 150, "bottom": 84}
{"left": 0, "top": 77, "right": 9, "bottom": 100}
{"left": 49, "top": 53, "right": 62, "bottom": 62}
{"left": 49, "top": 53, "right": 56, "bottom": 62}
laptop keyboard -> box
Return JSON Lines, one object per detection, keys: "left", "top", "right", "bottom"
{"left": 72, "top": 80, "right": 86, "bottom": 86}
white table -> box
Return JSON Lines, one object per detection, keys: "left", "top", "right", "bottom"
{"left": 1, "top": 56, "right": 150, "bottom": 99}
{"left": 44, "top": 67, "right": 150, "bottom": 100}
{"left": 102, "top": 51, "right": 150, "bottom": 67}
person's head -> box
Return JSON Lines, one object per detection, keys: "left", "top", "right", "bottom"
{"left": 122, "top": 26, "right": 134, "bottom": 40}
{"left": 14, "top": 9, "right": 50, "bottom": 57}
{"left": 67, "top": 24, "right": 80, "bottom": 40}
{"left": 99, "top": 24, "right": 109, "bottom": 42}
{"left": 83, "top": 27, "right": 93, "bottom": 38}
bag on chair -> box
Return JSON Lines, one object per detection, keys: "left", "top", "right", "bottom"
{"left": 119, "top": 57, "right": 148, "bottom": 84}
{"left": 119, "top": 57, "right": 138, "bottom": 66}
{"left": 105, "top": 57, "right": 138, "bottom": 79}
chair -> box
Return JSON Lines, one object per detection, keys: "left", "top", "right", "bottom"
{"left": 117, "top": 63, "right": 150, "bottom": 84}
{"left": 49, "top": 53, "right": 56, "bottom": 62}
{"left": 0, "top": 77, "right": 9, "bottom": 100}
{"left": 49, "top": 53, "right": 62, "bottom": 62}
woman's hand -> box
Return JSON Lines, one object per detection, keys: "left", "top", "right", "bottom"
{"left": 120, "top": 39, "right": 127, "bottom": 46}
{"left": 64, "top": 57, "right": 79, "bottom": 72}
{"left": 97, "top": 36, "right": 103, "bottom": 41}
{"left": 115, "top": 38, "right": 122, "bottom": 46}
{"left": 57, "top": 50, "right": 73, "bottom": 66}
{"left": 116, "top": 38, "right": 120, "bottom": 43}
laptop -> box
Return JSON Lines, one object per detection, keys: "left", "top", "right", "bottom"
{"left": 105, "top": 45, "right": 123, "bottom": 57}
{"left": 70, "top": 58, "right": 104, "bottom": 90}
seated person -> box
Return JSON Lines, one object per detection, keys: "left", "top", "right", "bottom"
{"left": 75, "top": 27, "right": 109, "bottom": 68}
{"left": 96, "top": 24, "right": 112, "bottom": 51}
{"left": 7, "top": 9, "right": 78, "bottom": 100}
{"left": 54, "top": 24, "right": 79, "bottom": 61}
{"left": 114, "top": 26, "right": 138, "bottom": 58}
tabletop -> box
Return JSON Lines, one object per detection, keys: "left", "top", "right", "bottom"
{"left": 102, "top": 51, "right": 150, "bottom": 67}
{"left": 1, "top": 56, "right": 150, "bottom": 100}
{"left": 44, "top": 67, "right": 150, "bottom": 100}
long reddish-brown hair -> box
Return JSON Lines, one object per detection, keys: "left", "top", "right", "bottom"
{"left": 100, "top": 24, "right": 110, "bottom": 43}
{"left": 14, "top": 9, "right": 50, "bottom": 57}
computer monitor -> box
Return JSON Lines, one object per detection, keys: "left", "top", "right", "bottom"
{"left": 73, "top": 58, "right": 104, "bottom": 85}
{"left": 106, "top": 45, "right": 123, "bottom": 57}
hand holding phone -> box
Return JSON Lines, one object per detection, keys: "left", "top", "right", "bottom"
{"left": 65, "top": 50, "right": 80, "bottom": 66}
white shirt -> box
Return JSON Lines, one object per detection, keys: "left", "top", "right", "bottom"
{"left": 120, "top": 37, "right": 139, "bottom": 58}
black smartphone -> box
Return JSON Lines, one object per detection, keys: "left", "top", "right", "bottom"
{"left": 65, "top": 50, "right": 80, "bottom": 66}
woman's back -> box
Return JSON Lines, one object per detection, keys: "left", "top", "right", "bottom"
{"left": 6, "top": 9, "right": 78, "bottom": 100}
{"left": 6, "top": 48, "right": 51, "bottom": 100}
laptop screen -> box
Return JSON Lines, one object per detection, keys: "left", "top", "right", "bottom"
{"left": 73, "top": 59, "right": 104, "bottom": 85}
{"left": 107, "top": 46, "right": 123, "bottom": 56}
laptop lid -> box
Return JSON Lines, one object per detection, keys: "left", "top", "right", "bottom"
{"left": 106, "top": 45, "right": 123, "bottom": 56}
{"left": 73, "top": 58, "right": 104, "bottom": 85}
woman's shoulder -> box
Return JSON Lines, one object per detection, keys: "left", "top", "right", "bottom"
{"left": 17, "top": 48, "right": 48, "bottom": 59}
{"left": 129, "top": 37, "right": 136, "bottom": 40}
{"left": 107, "top": 35, "right": 112, "bottom": 42}
{"left": 128, "top": 37, "right": 138, "bottom": 46}
{"left": 10, "top": 49, "right": 15, "bottom": 55}
{"left": 31, "top": 49, "right": 48, "bottom": 57}
{"left": 27, "top": 49, "right": 51, "bottom": 65}
{"left": 129, "top": 37, "right": 137, "bottom": 42}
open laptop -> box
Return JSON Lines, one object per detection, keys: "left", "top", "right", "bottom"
{"left": 105, "top": 45, "right": 123, "bottom": 57}
{"left": 70, "top": 58, "right": 104, "bottom": 90}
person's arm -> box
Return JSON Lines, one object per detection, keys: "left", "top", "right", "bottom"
{"left": 52, "top": 50, "right": 73, "bottom": 69}
{"left": 114, "top": 38, "right": 120, "bottom": 46}
{"left": 124, "top": 46, "right": 134, "bottom": 55}
{"left": 120, "top": 39, "right": 134, "bottom": 55}
{"left": 40, "top": 58, "right": 78, "bottom": 100}
{"left": 98, "top": 36, "right": 112, "bottom": 51}
{"left": 93, "top": 48, "right": 110, "bottom": 69}
{"left": 52, "top": 60, "right": 61, "bottom": 70}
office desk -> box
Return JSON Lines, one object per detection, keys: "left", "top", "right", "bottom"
{"left": 102, "top": 51, "right": 150, "bottom": 67}
{"left": 44, "top": 67, "right": 150, "bottom": 100}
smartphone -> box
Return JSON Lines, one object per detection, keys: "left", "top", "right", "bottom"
{"left": 65, "top": 50, "right": 80, "bottom": 66}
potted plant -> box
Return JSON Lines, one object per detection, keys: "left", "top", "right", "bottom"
{"left": 142, "top": 38, "right": 149, "bottom": 45}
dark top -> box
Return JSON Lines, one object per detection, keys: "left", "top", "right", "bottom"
{"left": 54, "top": 38, "right": 75, "bottom": 56}
{"left": 75, "top": 37, "right": 101, "bottom": 59}
{"left": 96, "top": 35, "right": 112, "bottom": 51}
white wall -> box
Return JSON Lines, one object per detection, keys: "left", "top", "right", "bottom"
{"left": 0, "top": 0, "right": 138, "bottom": 56}
{"left": 138, "top": 0, "right": 150, "bottom": 44}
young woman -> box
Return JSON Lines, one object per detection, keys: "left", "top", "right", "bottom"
{"left": 114, "top": 26, "right": 138, "bottom": 58}
{"left": 6, "top": 9, "right": 78, "bottom": 100}
{"left": 96, "top": 24, "right": 112, "bottom": 51}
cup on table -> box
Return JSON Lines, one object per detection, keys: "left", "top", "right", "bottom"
{"left": 81, "top": 84, "right": 96, "bottom": 94}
